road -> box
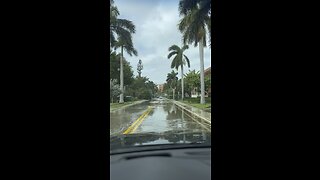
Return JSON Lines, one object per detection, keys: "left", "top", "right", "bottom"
{"left": 110, "top": 98, "right": 211, "bottom": 136}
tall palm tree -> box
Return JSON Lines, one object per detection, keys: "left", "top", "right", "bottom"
{"left": 167, "top": 45, "right": 190, "bottom": 101}
{"left": 178, "top": 0, "right": 211, "bottom": 104}
{"left": 110, "top": 2, "right": 119, "bottom": 47}
{"left": 110, "top": 1, "right": 138, "bottom": 103}
{"left": 166, "top": 70, "right": 178, "bottom": 100}
{"left": 114, "top": 36, "right": 138, "bottom": 103}
{"left": 110, "top": 1, "right": 135, "bottom": 48}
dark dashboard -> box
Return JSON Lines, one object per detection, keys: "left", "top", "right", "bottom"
{"left": 111, "top": 147, "right": 211, "bottom": 180}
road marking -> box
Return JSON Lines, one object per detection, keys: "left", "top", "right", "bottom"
{"left": 123, "top": 107, "right": 152, "bottom": 134}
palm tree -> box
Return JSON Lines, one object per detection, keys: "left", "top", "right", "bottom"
{"left": 178, "top": 0, "right": 211, "bottom": 104}
{"left": 110, "top": 1, "right": 136, "bottom": 48}
{"left": 166, "top": 70, "right": 178, "bottom": 100}
{"left": 110, "top": 2, "right": 119, "bottom": 47}
{"left": 110, "top": 1, "right": 138, "bottom": 103}
{"left": 167, "top": 45, "right": 190, "bottom": 101}
{"left": 114, "top": 36, "right": 138, "bottom": 103}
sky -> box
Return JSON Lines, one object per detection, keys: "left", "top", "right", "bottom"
{"left": 114, "top": 0, "right": 211, "bottom": 85}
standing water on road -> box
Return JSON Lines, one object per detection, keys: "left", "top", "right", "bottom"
{"left": 110, "top": 98, "right": 210, "bottom": 136}
{"left": 110, "top": 98, "right": 211, "bottom": 152}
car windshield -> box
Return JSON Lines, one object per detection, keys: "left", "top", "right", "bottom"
{"left": 110, "top": 0, "right": 211, "bottom": 153}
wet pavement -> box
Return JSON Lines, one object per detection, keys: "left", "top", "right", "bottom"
{"left": 110, "top": 98, "right": 211, "bottom": 136}
{"left": 173, "top": 100, "right": 211, "bottom": 122}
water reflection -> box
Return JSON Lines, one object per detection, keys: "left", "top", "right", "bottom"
{"left": 163, "top": 103, "right": 210, "bottom": 133}
{"left": 181, "top": 108, "right": 186, "bottom": 143}
{"left": 110, "top": 130, "right": 211, "bottom": 150}
{"left": 110, "top": 100, "right": 210, "bottom": 138}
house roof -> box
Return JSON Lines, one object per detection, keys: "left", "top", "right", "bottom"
{"left": 204, "top": 67, "right": 211, "bottom": 76}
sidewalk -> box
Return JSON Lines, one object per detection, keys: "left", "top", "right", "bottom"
{"left": 110, "top": 100, "right": 148, "bottom": 112}
{"left": 172, "top": 100, "right": 211, "bottom": 124}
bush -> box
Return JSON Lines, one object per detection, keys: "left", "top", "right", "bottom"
{"left": 124, "top": 96, "right": 133, "bottom": 102}
{"left": 110, "top": 79, "right": 121, "bottom": 103}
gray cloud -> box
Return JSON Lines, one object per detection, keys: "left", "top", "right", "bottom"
{"left": 114, "top": 0, "right": 211, "bottom": 85}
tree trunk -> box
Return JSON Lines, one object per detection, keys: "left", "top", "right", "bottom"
{"left": 181, "top": 65, "right": 184, "bottom": 101}
{"left": 119, "top": 46, "right": 124, "bottom": 103}
{"left": 199, "top": 37, "right": 205, "bottom": 104}
{"left": 172, "top": 88, "right": 175, "bottom": 100}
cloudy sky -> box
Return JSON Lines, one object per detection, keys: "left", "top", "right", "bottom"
{"left": 114, "top": 0, "right": 211, "bottom": 85}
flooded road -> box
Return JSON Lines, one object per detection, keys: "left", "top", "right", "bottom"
{"left": 110, "top": 98, "right": 211, "bottom": 136}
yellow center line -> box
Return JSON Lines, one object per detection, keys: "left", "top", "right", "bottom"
{"left": 130, "top": 109, "right": 152, "bottom": 133}
{"left": 123, "top": 107, "right": 152, "bottom": 134}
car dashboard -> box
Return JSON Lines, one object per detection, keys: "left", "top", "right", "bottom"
{"left": 110, "top": 147, "right": 211, "bottom": 180}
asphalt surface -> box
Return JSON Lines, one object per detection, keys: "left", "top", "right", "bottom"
{"left": 110, "top": 98, "right": 211, "bottom": 136}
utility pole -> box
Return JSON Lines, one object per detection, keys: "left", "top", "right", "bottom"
{"left": 137, "top": 59, "right": 143, "bottom": 77}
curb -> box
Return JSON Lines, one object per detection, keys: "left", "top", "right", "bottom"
{"left": 172, "top": 100, "right": 211, "bottom": 124}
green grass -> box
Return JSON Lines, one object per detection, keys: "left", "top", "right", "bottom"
{"left": 179, "top": 97, "right": 211, "bottom": 110}
{"left": 186, "top": 103, "right": 211, "bottom": 109}
{"left": 181, "top": 97, "right": 211, "bottom": 103}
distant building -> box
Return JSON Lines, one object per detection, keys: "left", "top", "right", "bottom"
{"left": 204, "top": 67, "right": 211, "bottom": 97}
{"left": 204, "top": 67, "right": 211, "bottom": 77}
{"left": 158, "top": 84, "right": 164, "bottom": 93}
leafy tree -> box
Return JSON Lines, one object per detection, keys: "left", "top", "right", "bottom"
{"left": 184, "top": 70, "right": 200, "bottom": 97}
{"left": 126, "top": 76, "right": 157, "bottom": 100}
{"left": 110, "top": 79, "right": 121, "bottom": 103}
{"left": 205, "top": 76, "right": 211, "bottom": 96}
{"left": 110, "top": 52, "right": 134, "bottom": 86}
{"left": 162, "top": 82, "right": 171, "bottom": 97}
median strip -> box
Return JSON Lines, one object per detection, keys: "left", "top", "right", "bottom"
{"left": 123, "top": 107, "right": 153, "bottom": 134}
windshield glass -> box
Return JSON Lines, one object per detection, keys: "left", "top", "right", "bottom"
{"left": 110, "top": 0, "right": 211, "bottom": 153}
